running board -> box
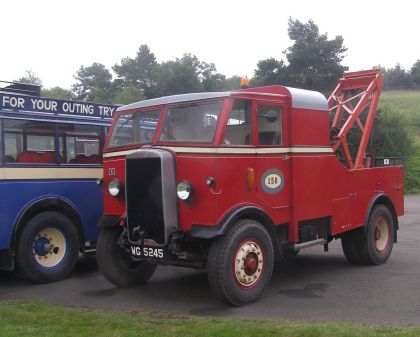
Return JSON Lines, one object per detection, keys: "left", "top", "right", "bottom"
{"left": 293, "top": 238, "right": 327, "bottom": 250}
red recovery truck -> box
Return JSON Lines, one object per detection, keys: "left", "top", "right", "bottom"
{"left": 96, "top": 69, "right": 404, "bottom": 306}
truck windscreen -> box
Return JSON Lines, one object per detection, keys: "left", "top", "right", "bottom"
{"left": 108, "top": 109, "right": 161, "bottom": 147}
{"left": 159, "top": 100, "right": 222, "bottom": 143}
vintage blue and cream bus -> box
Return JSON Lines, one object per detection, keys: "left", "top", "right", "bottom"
{"left": 0, "top": 81, "right": 117, "bottom": 282}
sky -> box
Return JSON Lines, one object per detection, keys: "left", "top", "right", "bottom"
{"left": 1, "top": 0, "right": 418, "bottom": 89}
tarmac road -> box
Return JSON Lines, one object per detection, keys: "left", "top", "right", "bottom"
{"left": 1, "top": 195, "right": 419, "bottom": 326}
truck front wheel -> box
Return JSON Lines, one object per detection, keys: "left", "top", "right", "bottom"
{"left": 360, "top": 205, "right": 395, "bottom": 265}
{"left": 96, "top": 226, "right": 157, "bottom": 287}
{"left": 207, "top": 219, "right": 274, "bottom": 306}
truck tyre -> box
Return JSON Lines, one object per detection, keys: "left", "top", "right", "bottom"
{"left": 358, "top": 205, "right": 395, "bottom": 265}
{"left": 96, "top": 226, "right": 157, "bottom": 287}
{"left": 341, "top": 230, "right": 363, "bottom": 264}
{"left": 207, "top": 219, "right": 274, "bottom": 306}
{"left": 15, "top": 211, "right": 79, "bottom": 283}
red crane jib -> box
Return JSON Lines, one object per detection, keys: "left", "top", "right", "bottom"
{"left": 329, "top": 69, "right": 384, "bottom": 169}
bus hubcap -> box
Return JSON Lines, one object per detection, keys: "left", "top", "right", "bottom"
{"left": 33, "top": 228, "right": 67, "bottom": 268}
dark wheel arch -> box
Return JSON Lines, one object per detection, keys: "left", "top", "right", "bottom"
{"left": 190, "top": 205, "right": 283, "bottom": 260}
{"left": 365, "top": 193, "right": 398, "bottom": 242}
{"left": 12, "top": 197, "right": 84, "bottom": 249}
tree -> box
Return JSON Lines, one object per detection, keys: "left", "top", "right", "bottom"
{"left": 222, "top": 75, "right": 243, "bottom": 90}
{"left": 200, "top": 61, "right": 226, "bottom": 92}
{"left": 42, "top": 87, "right": 74, "bottom": 100}
{"left": 285, "top": 18, "right": 348, "bottom": 92}
{"left": 113, "top": 85, "right": 146, "bottom": 104}
{"left": 72, "top": 63, "right": 115, "bottom": 103}
{"left": 383, "top": 64, "right": 411, "bottom": 90}
{"left": 113, "top": 44, "right": 158, "bottom": 98}
{"left": 410, "top": 60, "right": 420, "bottom": 89}
{"left": 253, "top": 18, "right": 347, "bottom": 92}
{"left": 154, "top": 56, "right": 200, "bottom": 96}
{"left": 153, "top": 54, "right": 226, "bottom": 96}
{"left": 252, "top": 58, "right": 288, "bottom": 86}
{"left": 16, "top": 70, "right": 42, "bottom": 87}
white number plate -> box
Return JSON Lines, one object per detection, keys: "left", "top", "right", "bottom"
{"left": 130, "top": 246, "right": 164, "bottom": 259}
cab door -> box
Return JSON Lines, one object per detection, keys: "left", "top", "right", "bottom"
{"left": 215, "top": 99, "right": 256, "bottom": 221}
{"left": 254, "top": 101, "right": 292, "bottom": 225}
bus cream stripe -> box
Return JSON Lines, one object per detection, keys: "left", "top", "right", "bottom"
{"left": 103, "top": 146, "right": 334, "bottom": 158}
{"left": 0, "top": 168, "right": 103, "bottom": 180}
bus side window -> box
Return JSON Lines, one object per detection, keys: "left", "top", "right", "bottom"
{"left": 4, "top": 119, "right": 55, "bottom": 164}
{"left": 58, "top": 124, "right": 102, "bottom": 164}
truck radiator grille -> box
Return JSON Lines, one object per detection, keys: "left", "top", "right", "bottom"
{"left": 126, "top": 157, "right": 165, "bottom": 244}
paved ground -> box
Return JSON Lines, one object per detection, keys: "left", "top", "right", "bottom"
{"left": 1, "top": 195, "right": 419, "bottom": 325}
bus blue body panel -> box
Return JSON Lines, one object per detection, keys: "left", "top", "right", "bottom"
{"left": 0, "top": 179, "right": 102, "bottom": 250}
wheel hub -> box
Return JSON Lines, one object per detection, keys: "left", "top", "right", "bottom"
{"left": 374, "top": 216, "right": 390, "bottom": 253}
{"left": 244, "top": 254, "right": 258, "bottom": 275}
{"left": 34, "top": 237, "right": 50, "bottom": 256}
{"left": 32, "top": 228, "right": 67, "bottom": 268}
{"left": 234, "top": 240, "right": 264, "bottom": 288}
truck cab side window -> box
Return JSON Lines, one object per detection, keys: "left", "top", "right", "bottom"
{"left": 257, "top": 106, "right": 282, "bottom": 145}
{"left": 224, "top": 100, "right": 251, "bottom": 145}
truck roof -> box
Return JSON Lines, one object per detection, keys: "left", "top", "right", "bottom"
{"left": 117, "top": 86, "right": 328, "bottom": 112}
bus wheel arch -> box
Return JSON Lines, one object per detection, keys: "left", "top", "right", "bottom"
{"left": 12, "top": 197, "right": 84, "bottom": 249}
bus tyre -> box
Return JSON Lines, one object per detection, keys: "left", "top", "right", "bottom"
{"left": 15, "top": 211, "right": 79, "bottom": 283}
{"left": 359, "top": 205, "right": 395, "bottom": 265}
{"left": 207, "top": 219, "right": 274, "bottom": 306}
{"left": 96, "top": 226, "right": 157, "bottom": 287}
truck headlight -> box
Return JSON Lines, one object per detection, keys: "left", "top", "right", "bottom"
{"left": 108, "top": 179, "right": 121, "bottom": 197}
{"left": 176, "top": 180, "right": 193, "bottom": 201}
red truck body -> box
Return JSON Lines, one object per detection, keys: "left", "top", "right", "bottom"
{"left": 97, "top": 70, "right": 404, "bottom": 305}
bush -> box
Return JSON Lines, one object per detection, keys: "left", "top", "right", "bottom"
{"left": 372, "top": 105, "right": 415, "bottom": 158}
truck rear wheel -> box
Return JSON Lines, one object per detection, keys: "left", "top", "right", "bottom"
{"left": 96, "top": 226, "right": 157, "bottom": 287}
{"left": 359, "top": 205, "right": 395, "bottom": 265}
{"left": 15, "top": 211, "right": 79, "bottom": 283}
{"left": 207, "top": 219, "right": 274, "bottom": 306}
{"left": 342, "top": 205, "right": 394, "bottom": 265}
{"left": 341, "top": 230, "right": 362, "bottom": 264}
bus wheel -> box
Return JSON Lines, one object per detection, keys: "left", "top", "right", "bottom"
{"left": 207, "top": 219, "right": 274, "bottom": 306}
{"left": 359, "top": 205, "right": 395, "bottom": 265}
{"left": 15, "top": 211, "right": 79, "bottom": 283}
{"left": 96, "top": 226, "right": 157, "bottom": 287}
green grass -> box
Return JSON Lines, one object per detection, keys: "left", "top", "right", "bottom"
{"left": 1, "top": 301, "right": 420, "bottom": 337}
{"left": 381, "top": 91, "right": 420, "bottom": 143}
{"left": 380, "top": 90, "right": 420, "bottom": 193}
